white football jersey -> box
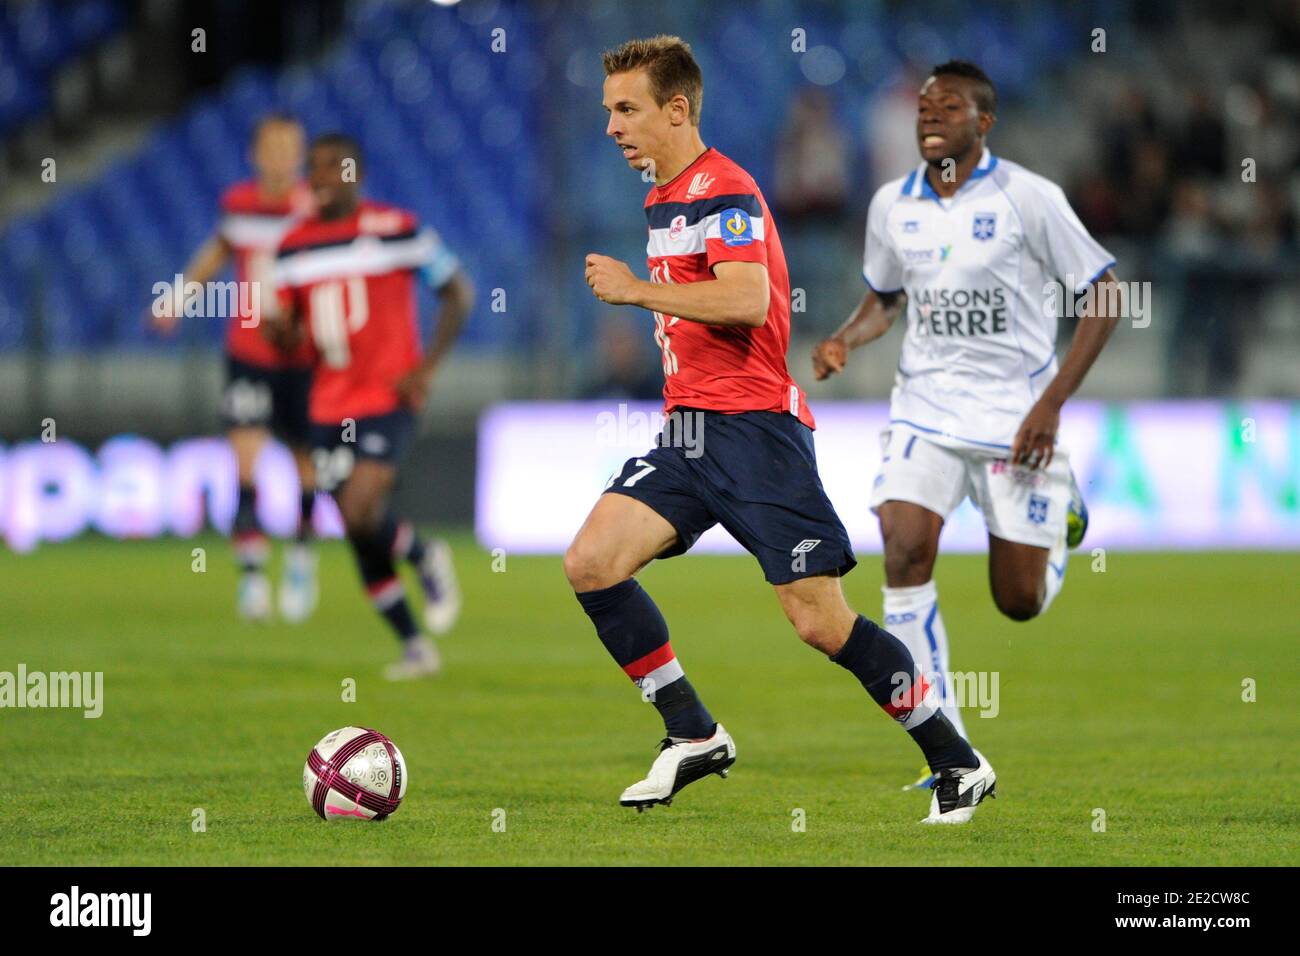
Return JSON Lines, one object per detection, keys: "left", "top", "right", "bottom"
{"left": 863, "top": 148, "right": 1114, "bottom": 451}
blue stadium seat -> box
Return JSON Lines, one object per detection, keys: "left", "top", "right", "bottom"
{"left": 2, "top": 0, "right": 1090, "bottom": 355}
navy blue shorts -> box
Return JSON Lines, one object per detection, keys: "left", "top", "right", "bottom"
{"left": 308, "top": 410, "right": 415, "bottom": 493}
{"left": 221, "top": 355, "right": 312, "bottom": 445}
{"left": 604, "top": 409, "right": 856, "bottom": 585}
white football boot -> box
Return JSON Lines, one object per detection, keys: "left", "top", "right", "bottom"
{"left": 419, "top": 538, "right": 461, "bottom": 635}
{"left": 619, "top": 723, "right": 736, "bottom": 811}
{"left": 384, "top": 635, "right": 442, "bottom": 681}
{"left": 278, "top": 544, "right": 319, "bottom": 623}
{"left": 237, "top": 572, "right": 272, "bottom": 622}
{"left": 921, "top": 749, "right": 997, "bottom": 824}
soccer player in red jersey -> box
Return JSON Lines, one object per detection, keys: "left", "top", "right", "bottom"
{"left": 569, "top": 37, "right": 996, "bottom": 822}
{"left": 270, "top": 133, "right": 473, "bottom": 680}
{"left": 152, "top": 113, "right": 319, "bottom": 623}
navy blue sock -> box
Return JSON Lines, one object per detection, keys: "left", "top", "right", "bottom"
{"left": 297, "top": 491, "right": 315, "bottom": 542}
{"left": 232, "top": 484, "right": 266, "bottom": 573}
{"left": 576, "top": 579, "right": 715, "bottom": 740}
{"left": 234, "top": 484, "right": 259, "bottom": 536}
{"left": 831, "top": 615, "right": 977, "bottom": 773}
{"left": 907, "top": 709, "right": 976, "bottom": 774}
{"left": 349, "top": 533, "right": 419, "bottom": 642}
{"left": 377, "top": 513, "right": 426, "bottom": 567}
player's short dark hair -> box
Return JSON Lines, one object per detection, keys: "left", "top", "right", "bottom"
{"left": 930, "top": 60, "right": 997, "bottom": 115}
{"left": 253, "top": 111, "right": 302, "bottom": 140}
{"left": 311, "top": 132, "right": 364, "bottom": 175}
{"left": 602, "top": 35, "right": 704, "bottom": 126}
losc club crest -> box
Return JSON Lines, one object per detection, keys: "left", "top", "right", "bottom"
{"left": 972, "top": 212, "right": 996, "bottom": 241}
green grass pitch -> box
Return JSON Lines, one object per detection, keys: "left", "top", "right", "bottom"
{"left": 1, "top": 533, "right": 1296, "bottom": 866}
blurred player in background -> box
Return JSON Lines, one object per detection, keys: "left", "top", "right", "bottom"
{"left": 812, "top": 62, "right": 1121, "bottom": 788}
{"left": 152, "top": 112, "right": 319, "bottom": 623}
{"left": 270, "top": 133, "right": 473, "bottom": 680}
{"left": 571, "top": 37, "right": 995, "bottom": 823}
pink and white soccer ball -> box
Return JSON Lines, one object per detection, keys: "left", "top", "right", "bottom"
{"left": 303, "top": 726, "right": 407, "bottom": 821}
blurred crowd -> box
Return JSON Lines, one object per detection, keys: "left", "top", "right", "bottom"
{"left": 1072, "top": 75, "right": 1298, "bottom": 394}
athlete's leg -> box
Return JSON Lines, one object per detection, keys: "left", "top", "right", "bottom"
{"left": 773, "top": 572, "right": 976, "bottom": 774}
{"left": 334, "top": 457, "right": 393, "bottom": 534}
{"left": 275, "top": 442, "right": 320, "bottom": 623}
{"left": 230, "top": 424, "right": 268, "bottom": 554}
{"left": 877, "top": 500, "right": 967, "bottom": 741}
{"left": 869, "top": 427, "right": 971, "bottom": 746}
{"left": 275, "top": 365, "right": 317, "bottom": 544}
{"left": 987, "top": 534, "right": 1052, "bottom": 621}
{"left": 566, "top": 492, "right": 716, "bottom": 741}
{"left": 230, "top": 425, "right": 269, "bottom": 488}
{"left": 229, "top": 425, "right": 271, "bottom": 619}
{"left": 334, "top": 459, "right": 425, "bottom": 647}
{"left": 290, "top": 444, "right": 316, "bottom": 540}
{"left": 879, "top": 500, "right": 943, "bottom": 587}
{"left": 373, "top": 507, "right": 460, "bottom": 634}
{"left": 971, "top": 447, "right": 1072, "bottom": 621}
{"left": 564, "top": 492, "right": 676, "bottom": 591}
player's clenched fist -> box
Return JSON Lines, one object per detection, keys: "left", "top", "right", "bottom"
{"left": 811, "top": 337, "right": 848, "bottom": 380}
{"left": 585, "top": 253, "right": 640, "bottom": 306}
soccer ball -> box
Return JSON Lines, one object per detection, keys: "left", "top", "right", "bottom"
{"left": 303, "top": 726, "right": 407, "bottom": 821}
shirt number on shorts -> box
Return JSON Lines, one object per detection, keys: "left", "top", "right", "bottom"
{"left": 309, "top": 277, "right": 369, "bottom": 368}
{"left": 223, "top": 379, "right": 271, "bottom": 423}
{"left": 623, "top": 459, "right": 656, "bottom": 487}
{"left": 312, "top": 446, "right": 355, "bottom": 492}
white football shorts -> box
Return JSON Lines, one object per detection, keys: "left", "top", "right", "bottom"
{"left": 867, "top": 424, "right": 1071, "bottom": 549}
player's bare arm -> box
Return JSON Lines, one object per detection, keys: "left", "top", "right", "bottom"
{"left": 150, "top": 233, "right": 232, "bottom": 332}
{"left": 1011, "top": 267, "right": 1121, "bottom": 469}
{"left": 585, "top": 255, "right": 768, "bottom": 327}
{"left": 811, "top": 287, "right": 907, "bottom": 379}
{"left": 397, "top": 269, "right": 475, "bottom": 410}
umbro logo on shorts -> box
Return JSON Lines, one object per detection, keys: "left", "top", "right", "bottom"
{"left": 791, "top": 539, "right": 822, "bottom": 555}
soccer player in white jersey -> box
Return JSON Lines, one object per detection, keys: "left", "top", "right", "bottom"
{"left": 812, "top": 61, "right": 1121, "bottom": 788}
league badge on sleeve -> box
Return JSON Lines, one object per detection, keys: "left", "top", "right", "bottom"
{"left": 972, "top": 212, "right": 997, "bottom": 241}
{"left": 721, "top": 208, "right": 754, "bottom": 246}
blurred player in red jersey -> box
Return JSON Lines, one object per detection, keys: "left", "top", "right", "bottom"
{"left": 152, "top": 113, "right": 319, "bottom": 624}
{"left": 270, "top": 133, "right": 473, "bottom": 680}
{"left": 568, "top": 37, "right": 995, "bottom": 823}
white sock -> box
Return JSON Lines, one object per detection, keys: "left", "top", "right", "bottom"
{"left": 883, "top": 582, "right": 968, "bottom": 741}
{"left": 1041, "top": 528, "right": 1067, "bottom": 614}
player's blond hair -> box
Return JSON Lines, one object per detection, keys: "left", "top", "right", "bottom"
{"left": 601, "top": 35, "right": 703, "bottom": 127}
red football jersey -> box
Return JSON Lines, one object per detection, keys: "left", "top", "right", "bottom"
{"left": 274, "top": 200, "right": 459, "bottom": 424}
{"left": 644, "top": 147, "right": 814, "bottom": 428}
{"left": 217, "top": 180, "right": 314, "bottom": 367}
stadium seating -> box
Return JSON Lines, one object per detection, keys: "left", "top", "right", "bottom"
{"left": 0, "top": 0, "right": 122, "bottom": 135}
{"left": 0, "top": 0, "right": 1083, "bottom": 356}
